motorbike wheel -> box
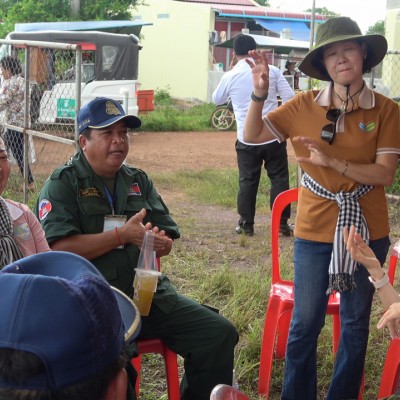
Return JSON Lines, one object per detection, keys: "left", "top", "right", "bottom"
{"left": 210, "top": 106, "right": 236, "bottom": 131}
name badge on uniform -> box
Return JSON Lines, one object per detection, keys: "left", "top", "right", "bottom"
{"left": 104, "top": 215, "right": 127, "bottom": 249}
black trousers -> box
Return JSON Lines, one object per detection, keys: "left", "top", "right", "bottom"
{"left": 236, "top": 140, "right": 290, "bottom": 226}
{"left": 4, "top": 129, "right": 34, "bottom": 184}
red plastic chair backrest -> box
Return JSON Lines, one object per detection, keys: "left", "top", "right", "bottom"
{"left": 388, "top": 244, "right": 399, "bottom": 285}
{"left": 270, "top": 187, "right": 398, "bottom": 287}
{"left": 270, "top": 188, "right": 299, "bottom": 285}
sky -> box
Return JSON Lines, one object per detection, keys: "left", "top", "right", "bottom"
{"left": 268, "top": 0, "right": 387, "bottom": 33}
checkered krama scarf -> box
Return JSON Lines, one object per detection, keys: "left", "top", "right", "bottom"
{"left": 0, "top": 197, "right": 24, "bottom": 268}
{"left": 301, "top": 173, "right": 373, "bottom": 294}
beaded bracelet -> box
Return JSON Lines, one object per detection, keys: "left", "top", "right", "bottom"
{"left": 341, "top": 161, "right": 348, "bottom": 176}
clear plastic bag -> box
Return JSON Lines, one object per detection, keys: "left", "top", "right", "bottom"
{"left": 137, "top": 231, "right": 158, "bottom": 271}
{"left": 134, "top": 231, "right": 160, "bottom": 316}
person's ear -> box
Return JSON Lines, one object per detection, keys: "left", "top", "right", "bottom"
{"left": 104, "top": 368, "right": 127, "bottom": 400}
{"left": 79, "top": 135, "right": 87, "bottom": 151}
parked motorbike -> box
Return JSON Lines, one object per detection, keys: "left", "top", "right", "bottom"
{"left": 210, "top": 98, "right": 236, "bottom": 131}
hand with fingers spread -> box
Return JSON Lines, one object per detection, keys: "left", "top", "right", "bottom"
{"left": 245, "top": 49, "right": 270, "bottom": 98}
{"left": 343, "top": 225, "right": 382, "bottom": 275}
{"left": 294, "top": 136, "right": 332, "bottom": 168}
{"left": 344, "top": 225, "right": 400, "bottom": 337}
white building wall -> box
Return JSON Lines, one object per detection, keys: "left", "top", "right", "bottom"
{"left": 135, "top": 0, "right": 215, "bottom": 101}
{"left": 386, "top": 0, "right": 400, "bottom": 49}
{"left": 383, "top": 0, "right": 400, "bottom": 97}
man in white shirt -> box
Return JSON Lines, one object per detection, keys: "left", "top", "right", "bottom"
{"left": 212, "top": 34, "right": 294, "bottom": 236}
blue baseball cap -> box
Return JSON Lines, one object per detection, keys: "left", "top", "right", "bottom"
{"left": 78, "top": 97, "right": 141, "bottom": 134}
{"left": 0, "top": 251, "right": 141, "bottom": 390}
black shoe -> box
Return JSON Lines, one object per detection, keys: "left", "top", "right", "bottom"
{"left": 236, "top": 224, "right": 254, "bottom": 236}
{"left": 279, "top": 223, "right": 293, "bottom": 237}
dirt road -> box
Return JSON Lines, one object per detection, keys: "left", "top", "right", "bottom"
{"left": 127, "top": 130, "right": 296, "bottom": 173}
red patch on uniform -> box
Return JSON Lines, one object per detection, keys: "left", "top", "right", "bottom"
{"left": 39, "top": 199, "right": 52, "bottom": 220}
{"left": 129, "top": 183, "right": 141, "bottom": 196}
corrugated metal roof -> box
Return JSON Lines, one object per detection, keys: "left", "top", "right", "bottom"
{"left": 177, "top": 1, "right": 327, "bottom": 22}
{"left": 212, "top": 4, "right": 327, "bottom": 22}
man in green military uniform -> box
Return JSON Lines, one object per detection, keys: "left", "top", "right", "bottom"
{"left": 35, "top": 97, "right": 238, "bottom": 400}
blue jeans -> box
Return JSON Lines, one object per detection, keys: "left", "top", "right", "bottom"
{"left": 282, "top": 236, "right": 390, "bottom": 400}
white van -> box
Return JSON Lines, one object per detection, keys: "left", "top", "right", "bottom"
{"left": 3, "top": 30, "right": 142, "bottom": 123}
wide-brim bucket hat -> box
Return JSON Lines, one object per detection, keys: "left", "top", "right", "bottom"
{"left": 299, "top": 17, "right": 388, "bottom": 81}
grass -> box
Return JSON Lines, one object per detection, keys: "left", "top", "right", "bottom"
{"left": 11, "top": 158, "right": 398, "bottom": 399}
{"left": 7, "top": 88, "right": 400, "bottom": 398}
{"left": 139, "top": 103, "right": 215, "bottom": 132}
{"left": 137, "top": 86, "right": 216, "bottom": 132}
{"left": 132, "top": 167, "right": 399, "bottom": 400}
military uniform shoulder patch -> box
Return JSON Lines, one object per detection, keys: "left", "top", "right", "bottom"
{"left": 38, "top": 199, "right": 52, "bottom": 220}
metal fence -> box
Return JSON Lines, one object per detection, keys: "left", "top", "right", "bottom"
{"left": 0, "top": 38, "right": 81, "bottom": 202}
{"left": 1, "top": 43, "right": 400, "bottom": 199}
{"left": 373, "top": 51, "right": 400, "bottom": 197}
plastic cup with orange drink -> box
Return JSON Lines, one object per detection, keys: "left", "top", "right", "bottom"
{"left": 132, "top": 231, "right": 161, "bottom": 316}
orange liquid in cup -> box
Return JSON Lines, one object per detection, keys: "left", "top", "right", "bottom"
{"left": 133, "top": 270, "right": 160, "bottom": 316}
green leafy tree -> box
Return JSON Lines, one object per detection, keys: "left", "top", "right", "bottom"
{"left": 253, "top": 0, "right": 269, "bottom": 6}
{"left": 0, "top": 0, "right": 143, "bottom": 38}
{"left": 366, "top": 20, "right": 384, "bottom": 35}
{"left": 305, "top": 7, "right": 340, "bottom": 18}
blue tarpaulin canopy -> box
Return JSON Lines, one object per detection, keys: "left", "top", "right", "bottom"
{"left": 254, "top": 19, "right": 310, "bottom": 41}
{"left": 14, "top": 20, "right": 152, "bottom": 36}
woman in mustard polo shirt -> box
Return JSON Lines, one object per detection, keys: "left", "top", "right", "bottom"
{"left": 243, "top": 17, "right": 400, "bottom": 400}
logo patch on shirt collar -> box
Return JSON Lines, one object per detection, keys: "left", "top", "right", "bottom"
{"left": 359, "top": 121, "right": 376, "bottom": 132}
{"left": 128, "top": 183, "right": 141, "bottom": 196}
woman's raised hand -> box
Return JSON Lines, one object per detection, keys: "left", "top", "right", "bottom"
{"left": 245, "top": 50, "right": 270, "bottom": 96}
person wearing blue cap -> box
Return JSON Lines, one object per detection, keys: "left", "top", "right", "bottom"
{"left": 35, "top": 97, "right": 239, "bottom": 400}
{"left": 0, "top": 251, "right": 141, "bottom": 400}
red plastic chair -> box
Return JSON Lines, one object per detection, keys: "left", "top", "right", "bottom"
{"left": 377, "top": 246, "right": 400, "bottom": 399}
{"left": 258, "top": 188, "right": 343, "bottom": 398}
{"left": 210, "top": 384, "right": 250, "bottom": 400}
{"left": 378, "top": 338, "right": 400, "bottom": 398}
{"left": 131, "top": 339, "right": 180, "bottom": 399}
{"left": 131, "top": 258, "right": 181, "bottom": 400}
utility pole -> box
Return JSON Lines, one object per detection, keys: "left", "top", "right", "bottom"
{"left": 308, "top": 0, "right": 316, "bottom": 89}
{"left": 71, "top": 0, "right": 80, "bottom": 18}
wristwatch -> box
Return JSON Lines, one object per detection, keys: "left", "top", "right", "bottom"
{"left": 368, "top": 269, "right": 389, "bottom": 289}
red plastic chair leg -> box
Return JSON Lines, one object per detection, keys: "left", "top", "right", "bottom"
{"left": 131, "top": 339, "right": 180, "bottom": 400}
{"left": 378, "top": 338, "right": 400, "bottom": 399}
{"left": 258, "top": 297, "right": 283, "bottom": 398}
{"left": 332, "top": 313, "right": 341, "bottom": 355}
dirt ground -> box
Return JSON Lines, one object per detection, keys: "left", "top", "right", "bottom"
{"left": 128, "top": 130, "right": 239, "bottom": 172}
{"left": 127, "top": 130, "right": 296, "bottom": 174}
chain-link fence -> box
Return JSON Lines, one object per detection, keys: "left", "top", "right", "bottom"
{"left": 0, "top": 38, "right": 81, "bottom": 202}
{"left": 372, "top": 51, "right": 400, "bottom": 197}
